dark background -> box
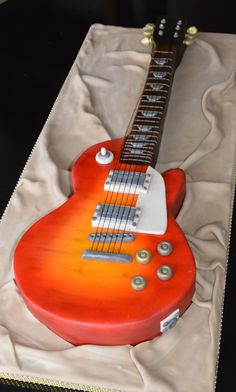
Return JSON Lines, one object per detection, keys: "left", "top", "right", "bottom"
{"left": 0, "top": 0, "right": 236, "bottom": 391}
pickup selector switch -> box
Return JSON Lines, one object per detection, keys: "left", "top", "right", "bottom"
{"left": 96, "top": 147, "right": 114, "bottom": 164}
{"left": 157, "top": 241, "right": 173, "bottom": 256}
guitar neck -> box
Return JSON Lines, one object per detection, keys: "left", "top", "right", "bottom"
{"left": 120, "top": 44, "right": 177, "bottom": 167}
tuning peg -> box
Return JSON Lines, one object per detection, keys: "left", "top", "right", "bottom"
{"left": 186, "top": 26, "right": 198, "bottom": 36}
{"left": 143, "top": 23, "right": 155, "bottom": 33}
{"left": 183, "top": 38, "right": 194, "bottom": 46}
{"left": 143, "top": 29, "right": 153, "bottom": 37}
{"left": 141, "top": 24, "right": 154, "bottom": 45}
{"left": 142, "top": 25, "right": 154, "bottom": 37}
{"left": 183, "top": 26, "right": 198, "bottom": 46}
{"left": 141, "top": 36, "right": 153, "bottom": 46}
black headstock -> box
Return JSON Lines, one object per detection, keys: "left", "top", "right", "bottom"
{"left": 142, "top": 16, "right": 197, "bottom": 68}
{"left": 153, "top": 16, "right": 188, "bottom": 47}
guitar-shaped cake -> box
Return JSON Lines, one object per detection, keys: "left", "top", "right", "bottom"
{"left": 14, "top": 17, "right": 197, "bottom": 345}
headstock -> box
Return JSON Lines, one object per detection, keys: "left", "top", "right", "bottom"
{"left": 141, "top": 16, "right": 198, "bottom": 67}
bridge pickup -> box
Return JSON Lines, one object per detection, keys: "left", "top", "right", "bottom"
{"left": 82, "top": 250, "right": 132, "bottom": 263}
{"left": 88, "top": 233, "right": 135, "bottom": 242}
{"left": 92, "top": 204, "right": 141, "bottom": 230}
{"left": 104, "top": 170, "right": 151, "bottom": 194}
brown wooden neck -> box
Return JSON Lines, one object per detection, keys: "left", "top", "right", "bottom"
{"left": 120, "top": 44, "right": 177, "bottom": 167}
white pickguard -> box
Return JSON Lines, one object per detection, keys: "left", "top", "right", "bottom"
{"left": 134, "top": 166, "right": 167, "bottom": 235}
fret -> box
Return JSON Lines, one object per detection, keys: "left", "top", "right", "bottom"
{"left": 123, "top": 144, "right": 156, "bottom": 150}
{"left": 150, "top": 64, "right": 172, "bottom": 70}
{"left": 134, "top": 118, "right": 160, "bottom": 124}
{"left": 131, "top": 135, "right": 152, "bottom": 141}
{"left": 153, "top": 50, "right": 174, "bottom": 55}
{"left": 122, "top": 149, "right": 154, "bottom": 157}
{"left": 123, "top": 149, "right": 155, "bottom": 157}
{"left": 131, "top": 134, "right": 160, "bottom": 140}
{"left": 136, "top": 114, "right": 161, "bottom": 120}
{"left": 141, "top": 99, "right": 166, "bottom": 105}
{"left": 125, "top": 141, "right": 157, "bottom": 148}
{"left": 147, "top": 77, "right": 170, "bottom": 82}
{"left": 120, "top": 156, "right": 151, "bottom": 164}
{"left": 131, "top": 133, "right": 160, "bottom": 140}
{"left": 140, "top": 105, "right": 164, "bottom": 110}
{"left": 139, "top": 107, "right": 164, "bottom": 112}
{"left": 144, "top": 88, "right": 168, "bottom": 93}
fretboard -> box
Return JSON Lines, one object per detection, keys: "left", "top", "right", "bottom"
{"left": 120, "top": 47, "right": 176, "bottom": 167}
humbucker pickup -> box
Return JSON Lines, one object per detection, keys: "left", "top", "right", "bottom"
{"left": 92, "top": 204, "right": 141, "bottom": 230}
{"left": 104, "top": 170, "right": 151, "bottom": 194}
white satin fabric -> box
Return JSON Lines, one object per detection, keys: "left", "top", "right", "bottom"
{"left": 1, "top": 25, "right": 236, "bottom": 391}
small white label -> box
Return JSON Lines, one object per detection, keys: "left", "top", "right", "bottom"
{"left": 160, "top": 309, "right": 180, "bottom": 333}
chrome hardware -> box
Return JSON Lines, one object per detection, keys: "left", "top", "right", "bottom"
{"left": 158, "top": 30, "right": 164, "bottom": 36}
{"left": 104, "top": 170, "right": 151, "bottom": 194}
{"left": 157, "top": 241, "right": 173, "bottom": 256}
{"left": 88, "top": 232, "right": 135, "bottom": 243}
{"left": 136, "top": 249, "right": 152, "bottom": 264}
{"left": 131, "top": 275, "right": 147, "bottom": 290}
{"left": 95, "top": 147, "right": 114, "bottom": 164}
{"left": 92, "top": 204, "right": 141, "bottom": 230}
{"left": 174, "top": 32, "right": 179, "bottom": 38}
{"left": 82, "top": 250, "right": 132, "bottom": 263}
{"left": 157, "top": 265, "right": 173, "bottom": 280}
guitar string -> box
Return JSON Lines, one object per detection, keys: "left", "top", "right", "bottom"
{"left": 91, "top": 46, "right": 168, "bottom": 252}
{"left": 91, "top": 46, "right": 175, "bottom": 256}
{"left": 91, "top": 46, "right": 156, "bottom": 254}
{"left": 108, "top": 47, "right": 175, "bottom": 255}
{"left": 91, "top": 93, "right": 142, "bottom": 253}
{"left": 99, "top": 47, "right": 174, "bottom": 255}
{"left": 104, "top": 44, "right": 161, "bottom": 255}
{"left": 115, "top": 48, "right": 175, "bottom": 256}
{"left": 108, "top": 47, "right": 162, "bottom": 254}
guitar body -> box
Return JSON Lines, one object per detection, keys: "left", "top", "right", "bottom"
{"left": 14, "top": 138, "right": 195, "bottom": 346}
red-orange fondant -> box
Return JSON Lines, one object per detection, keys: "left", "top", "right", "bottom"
{"left": 14, "top": 138, "right": 195, "bottom": 345}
